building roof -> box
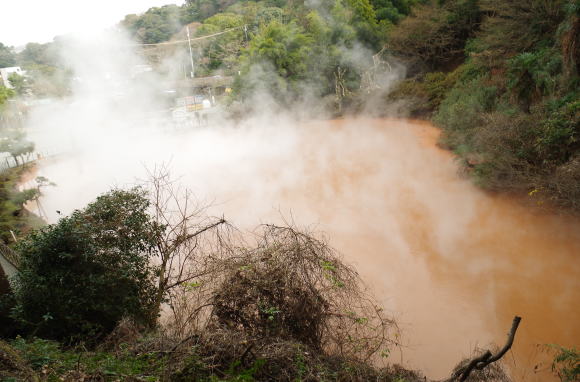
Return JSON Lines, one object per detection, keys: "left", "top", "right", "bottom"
{"left": 0, "top": 66, "right": 22, "bottom": 71}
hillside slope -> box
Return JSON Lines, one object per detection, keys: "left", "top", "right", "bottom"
{"left": 388, "top": 0, "right": 579, "bottom": 212}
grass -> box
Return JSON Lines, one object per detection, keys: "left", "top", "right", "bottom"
{"left": 6, "top": 337, "right": 168, "bottom": 382}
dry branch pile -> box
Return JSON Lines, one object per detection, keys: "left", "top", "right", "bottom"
{"left": 161, "top": 224, "right": 401, "bottom": 379}
{"left": 210, "top": 225, "right": 396, "bottom": 359}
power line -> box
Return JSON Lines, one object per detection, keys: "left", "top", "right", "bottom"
{"left": 133, "top": 26, "right": 245, "bottom": 47}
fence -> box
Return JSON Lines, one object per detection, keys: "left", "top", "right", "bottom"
{"left": 0, "top": 149, "right": 60, "bottom": 174}
{"left": 0, "top": 241, "right": 19, "bottom": 277}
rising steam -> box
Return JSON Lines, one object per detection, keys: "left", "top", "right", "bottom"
{"left": 19, "top": 20, "right": 580, "bottom": 382}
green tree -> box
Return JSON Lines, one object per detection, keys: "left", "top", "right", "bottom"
{"left": 344, "top": 0, "right": 382, "bottom": 48}
{"left": 11, "top": 188, "right": 160, "bottom": 343}
{"left": 183, "top": 0, "right": 242, "bottom": 21}
{"left": 195, "top": 12, "right": 246, "bottom": 72}
{"left": 18, "top": 42, "right": 59, "bottom": 67}
{"left": 122, "top": 5, "right": 184, "bottom": 44}
{"left": 236, "top": 21, "right": 313, "bottom": 100}
{"left": 0, "top": 43, "right": 16, "bottom": 68}
{"left": 303, "top": 4, "right": 370, "bottom": 97}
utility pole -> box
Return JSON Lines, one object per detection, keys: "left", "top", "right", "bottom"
{"left": 186, "top": 26, "right": 195, "bottom": 78}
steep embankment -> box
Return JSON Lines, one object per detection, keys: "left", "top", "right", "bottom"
{"left": 387, "top": 0, "right": 579, "bottom": 213}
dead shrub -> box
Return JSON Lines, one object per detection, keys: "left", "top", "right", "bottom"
{"left": 169, "top": 327, "right": 422, "bottom": 382}
{"left": 469, "top": 111, "right": 537, "bottom": 190}
{"left": 97, "top": 317, "right": 145, "bottom": 353}
{"left": 163, "top": 224, "right": 398, "bottom": 366}
{"left": 209, "top": 225, "right": 397, "bottom": 361}
{"left": 545, "top": 154, "right": 580, "bottom": 211}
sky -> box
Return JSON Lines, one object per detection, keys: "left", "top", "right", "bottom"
{"left": 0, "top": 0, "right": 185, "bottom": 47}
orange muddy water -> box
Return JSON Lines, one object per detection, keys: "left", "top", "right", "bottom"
{"left": 36, "top": 117, "right": 580, "bottom": 381}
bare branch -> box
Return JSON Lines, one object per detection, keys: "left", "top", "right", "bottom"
{"left": 445, "top": 316, "right": 522, "bottom": 382}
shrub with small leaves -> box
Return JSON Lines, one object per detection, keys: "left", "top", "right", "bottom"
{"left": 11, "top": 188, "right": 160, "bottom": 343}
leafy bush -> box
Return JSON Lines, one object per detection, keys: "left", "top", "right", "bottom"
{"left": 507, "top": 48, "right": 563, "bottom": 109}
{"left": 10, "top": 188, "right": 160, "bottom": 343}
{"left": 434, "top": 76, "right": 496, "bottom": 136}
{"left": 534, "top": 93, "right": 579, "bottom": 164}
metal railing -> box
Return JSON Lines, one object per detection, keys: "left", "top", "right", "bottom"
{"left": 0, "top": 241, "right": 19, "bottom": 270}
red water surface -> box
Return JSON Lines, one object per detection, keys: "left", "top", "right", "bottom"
{"left": 221, "top": 118, "right": 580, "bottom": 380}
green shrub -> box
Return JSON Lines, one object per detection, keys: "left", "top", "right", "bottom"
{"left": 11, "top": 188, "right": 160, "bottom": 343}
{"left": 423, "top": 68, "right": 466, "bottom": 108}
{"left": 434, "top": 76, "right": 496, "bottom": 138}
{"left": 507, "top": 48, "right": 563, "bottom": 109}
{"left": 534, "top": 93, "right": 579, "bottom": 164}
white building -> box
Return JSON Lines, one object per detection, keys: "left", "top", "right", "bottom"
{"left": 0, "top": 66, "right": 25, "bottom": 88}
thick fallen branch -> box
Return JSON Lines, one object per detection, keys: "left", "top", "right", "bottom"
{"left": 446, "top": 316, "right": 522, "bottom": 382}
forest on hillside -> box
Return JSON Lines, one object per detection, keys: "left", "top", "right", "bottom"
{"left": 3, "top": 0, "right": 577, "bottom": 212}
{"left": 388, "top": 0, "right": 579, "bottom": 213}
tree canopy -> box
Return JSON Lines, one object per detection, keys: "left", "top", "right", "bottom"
{"left": 122, "top": 5, "right": 187, "bottom": 44}
{"left": 0, "top": 43, "right": 16, "bottom": 68}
